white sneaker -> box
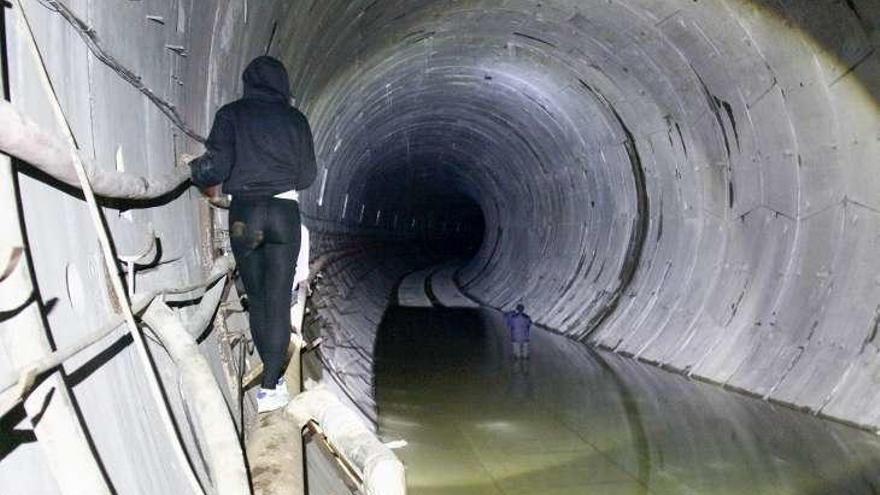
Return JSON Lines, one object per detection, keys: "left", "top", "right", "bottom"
{"left": 256, "top": 382, "right": 290, "bottom": 413}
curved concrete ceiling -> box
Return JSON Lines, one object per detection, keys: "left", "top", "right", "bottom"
{"left": 275, "top": 1, "right": 880, "bottom": 428}
{"left": 4, "top": 4, "right": 880, "bottom": 492}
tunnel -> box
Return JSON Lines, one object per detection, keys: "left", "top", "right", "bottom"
{"left": 1, "top": 0, "right": 879, "bottom": 494}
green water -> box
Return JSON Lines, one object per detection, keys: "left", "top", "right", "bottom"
{"left": 374, "top": 307, "right": 880, "bottom": 495}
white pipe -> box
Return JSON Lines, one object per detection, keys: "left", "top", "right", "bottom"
{"left": 0, "top": 7, "right": 110, "bottom": 494}
{"left": 142, "top": 300, "right": 250, "bottom": 495}
{"left": 0, "top": 246, "right": 23, "bottom": 285}
{"left": 287, "top": 388, "right": 407, "bottom": 495}
{"left": 0, "top": 152, "right": 111, "bottom": 495}
{"left": 183, "top": 271, "right": 228, "bottom": 338}
{"left": 0, "top": 99, "right": 190, "bottom": 200}
{"left": 0, "top": 256, "right": 235, "bottom": 416}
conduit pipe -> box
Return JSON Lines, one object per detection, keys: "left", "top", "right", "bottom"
{"left": 0, "top": 256, "right": 235, "bottom": 417}
{"left": 287, "top": 387, "right": 406, "bottom": 495}
{"left": 0, "top": 9, "right": 110, "bottom": 493}
{"left": 0, "top": 246, "right": 23, "bottom": 285}
{"left": 184, "top": 270, "right": 231, "bottom": 339}
{"left": 0, "top": 153, "right": 111, "bottom": 495}
{"left": 9, "top": 12, "right": 204, "bottom": 485}
{"left": 0, "top": 100, "right": 190, "bottom": 200}
{"left": 142, "top": 299, "right": 250, "bottom": 495}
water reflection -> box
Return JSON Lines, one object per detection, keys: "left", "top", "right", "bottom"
{"left": 374, "top": 307, "right": 880, "bottom": 495}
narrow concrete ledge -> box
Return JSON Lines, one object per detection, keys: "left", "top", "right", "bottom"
{"left": 245, "top": 357, "right": 305, "bottom": 495}
{"left": 397, "top": 268, "right": 434, "bottom": 308}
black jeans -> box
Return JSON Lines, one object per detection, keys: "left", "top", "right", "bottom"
{"left": 229, "top": 197, "right": 301, "bottom": 389}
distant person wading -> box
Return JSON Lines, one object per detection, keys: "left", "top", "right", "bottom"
{"left": 505, "top": 304, "right": 532, "bottom": 360}
{"left": 187, "top": 56, "right": 318, "bottom": 413}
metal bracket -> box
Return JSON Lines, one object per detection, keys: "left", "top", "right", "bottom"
{"left": 301, "top": 420, "right": 364, "bottom": 491}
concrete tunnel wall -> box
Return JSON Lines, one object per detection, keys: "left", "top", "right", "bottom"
{"left": 1, "top": 0, "right": 879, "bottom": 492}
{"left": 2, "top": 1, "right": 291, "bottom": 492}
{"left": 281, "top": 0, "right": 880, "bottom": 431}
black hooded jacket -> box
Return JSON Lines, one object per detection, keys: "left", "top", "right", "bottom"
{"left": 190, "top": 56, "right": 318, "bottom": 198}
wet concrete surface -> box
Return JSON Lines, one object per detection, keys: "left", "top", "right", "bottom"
{"left": 374, "top": 306, "right": 880, "bottom": 495}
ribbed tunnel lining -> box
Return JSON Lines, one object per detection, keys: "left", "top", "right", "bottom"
{"left": 281, "top": 0, "right": 880, "bottom": 430}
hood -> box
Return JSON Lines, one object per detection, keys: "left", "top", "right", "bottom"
{"left": 242, "top": 56, "right": 291, "bottom": 101}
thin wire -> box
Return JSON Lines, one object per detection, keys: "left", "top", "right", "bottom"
{"left": 37, "top": 0, "right": 206, "bottom": 144}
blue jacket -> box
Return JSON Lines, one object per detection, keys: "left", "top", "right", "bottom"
{"left": 505, "top": 311, "right": 532, "bottom": 342}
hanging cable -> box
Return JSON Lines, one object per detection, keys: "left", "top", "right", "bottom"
{"left": 34, "top": 0, "right": 206, "bottom": 144}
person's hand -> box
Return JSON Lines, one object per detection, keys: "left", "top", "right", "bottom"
{"left": 202, "top": 185, "right": 230, "bottom": 208}
{"left": 202, "top": 184, "right": 222, "bottom": 198}
{"left": 177, "top": 152, "right": 199, "bottom": 168}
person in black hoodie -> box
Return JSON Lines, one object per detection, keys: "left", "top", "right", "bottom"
{"left": 188, "top": 56, "right": 317, "bottom": 413}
